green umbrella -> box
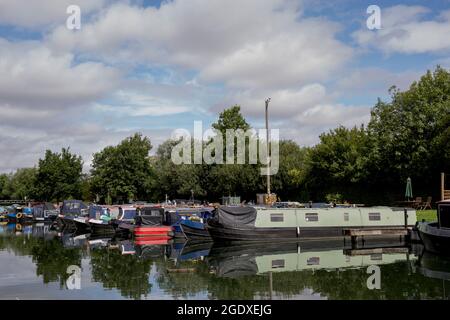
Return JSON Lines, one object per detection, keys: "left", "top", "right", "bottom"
{"left": 405, "top": 177, "right": 413, "bottom": 201}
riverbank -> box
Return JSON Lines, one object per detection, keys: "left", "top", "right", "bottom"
{"left": 417, "top": 210, "right": 437, "bottom": 222}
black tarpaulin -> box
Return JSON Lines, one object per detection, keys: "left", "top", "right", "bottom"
{"left": 217, "top": 206, "right": 257, "bottom": 227}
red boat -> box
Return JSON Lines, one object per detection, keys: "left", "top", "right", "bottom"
{"left": 134, "top": 225, "right": 173, "bottom": 237}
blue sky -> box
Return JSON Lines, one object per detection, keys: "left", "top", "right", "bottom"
{"left": 0, "top": 0, "right": 449, "bottom": 172}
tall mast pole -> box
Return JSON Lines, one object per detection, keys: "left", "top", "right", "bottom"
{"left": 265, "top": 98, "right": 271, "bottom": 196}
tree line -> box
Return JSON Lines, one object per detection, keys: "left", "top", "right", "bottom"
{"left": 0, "top": 66, "right": 448, "bottom": 205}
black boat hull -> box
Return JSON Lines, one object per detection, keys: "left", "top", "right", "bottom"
{"left": 59, "top": 217, "right": 91, "bottom": 232}
{"left": 180, "top": 222, "right": 211, "bottom": 240}
{"left": 89, "top": 222, "right": 116, "bottom": 234}
{"left": 418, "top": 222, "right": 450, "bottom": 255}
{"left": 207, "top": 220, "right": 414, "bottom": 242}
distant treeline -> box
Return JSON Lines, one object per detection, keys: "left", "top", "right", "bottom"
{"left": 0, "top": 67, "right": 449, "bottom": 205}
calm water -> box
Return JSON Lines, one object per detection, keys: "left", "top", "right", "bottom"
{"left": 1, "top": 222, "right": 449, "bottom": 300}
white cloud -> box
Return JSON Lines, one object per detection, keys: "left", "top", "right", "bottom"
{"left": 94, "top": 90, "right": 190, "bottom": 116}
{"left": 0, "top": 0, "right": 106, "bottom": 28}
{"left": 48, "top": 0, "right": 353, "bottom": 89}
{"left": 0, "top": 38, "right": 121, "bottom": 109}
{"left": 353, "top": 6, "right": 450, "bottom": 54}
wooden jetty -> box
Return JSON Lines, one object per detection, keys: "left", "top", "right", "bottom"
{"left": 0, "top": 200, "right": 28, "bottom": 205}
{"left": 442, "top": 172, "right": 450, "bottom": 201}
{"left": 344, "top": 227, "right": 410, "bottom": 247}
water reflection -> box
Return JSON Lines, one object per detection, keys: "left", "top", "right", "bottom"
{"left": 0, "top": 223, "right": 449, "bottom": 300}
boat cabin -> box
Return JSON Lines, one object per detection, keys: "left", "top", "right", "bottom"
{"left": 437, "top": 200, "right": 450, "bottom": 228}
{"left": 135, "top": 207, "right": 165, "bottom": 226}
{"left": 61, "top": 200, "right": 88, "bottom": 217}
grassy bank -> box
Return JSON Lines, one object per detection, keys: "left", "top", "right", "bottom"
{"left": 416, "top": 210, "right": 437, "bottom": 222}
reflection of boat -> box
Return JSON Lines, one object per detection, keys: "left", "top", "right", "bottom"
{"left": 418, "top": 201, "right": 450, "bottom": 255}
{"left": 207, "top": 241, "right": 415, "bottom": 278}
{"left": 134, "top": 243, "right": 167, "bottom": 259}
{"left": 415, "top": 251, "right": 450, "bottom": 281}
{"left": 59, "top": 231, "right": 90, "bottom": 248}
{"left": 177, "top": 241, "right": 213, "bottom": 261}
{"left": 207, "top": 206, "right": 416, "bottom": 242}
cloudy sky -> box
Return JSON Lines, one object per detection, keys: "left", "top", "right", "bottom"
{"left": 0, "top": 0, "right": 449, "bottom": 172}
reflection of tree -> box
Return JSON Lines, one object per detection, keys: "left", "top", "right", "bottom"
{"left": 155, "top": 259, "right": 211, "bottom": 299}
{"left": 31, "top": 239, "right": 83, "bottom": 288}
{"left": 155, "top": 254, "right": 449, "bottom": 300}
{"left": 90, "top": 248, "right": 153, "bottom": 299}
{"left": 0, "top": 230, "right": 83, "bottom": 288}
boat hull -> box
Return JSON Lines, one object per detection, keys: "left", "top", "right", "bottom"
{"left": 207, "top": 220, "right": 414, "bottom": 242}
{"left": 180, "top": 220, "right": 211, "bottom": 240}
{"left": 418, "top": 222, "right": 450, "bottom": 255}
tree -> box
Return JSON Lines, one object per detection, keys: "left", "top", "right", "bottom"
{"left": 368, "top": 66, "right": 450, "bottom": 201}
{"left": 208, "top": 105, "right": 263, "bottom": 201}
{"left": 91, "top": 133, "right": 154, "bottom": 204}
{"left": 7, "top": 168, "right": 37, "bottom": 200}
{"left": 212, "top": 105, "right": 250, "bottom": 136}
{"left": 270, "top": 140, "right": 309, "bottom": 201}
{"left": 0, "top": 174, "right": 10, "bottom": 199}
{"left": 306, "top": 126, "right": 371, "bottom": 202}
{"left": 35, "top": 148, "right": 83, "bottom": 202}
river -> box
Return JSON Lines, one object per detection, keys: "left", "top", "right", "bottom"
{"left": 0, "top": 222, "right": 449, "bottom": 300}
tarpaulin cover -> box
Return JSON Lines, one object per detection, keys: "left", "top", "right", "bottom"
{"left": 217, "top": 206, "right": 257, "bottom": 227}
{"left": 33, "top": 205, "right": 45, "bottom": 218}
{"left": 61, "top": 200, "right": 87, "bottom": 216}
{"left": 135, "top": 207, "right": 165, "bottom": 226}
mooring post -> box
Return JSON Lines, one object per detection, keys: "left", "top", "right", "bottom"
{"left": 404, "top": 208, "right": 408, "bottom": 229}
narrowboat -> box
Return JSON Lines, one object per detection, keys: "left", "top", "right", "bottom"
{"left": 417, "top": 200, "right": 450, "bottom": 255}
{"left": 32, "top": 203, "right": 59, "bottom": 222}
{"left": 88, "top": 205, "right": 115, "bottom": 234}
{"left": 179, "top": 208, "right": 215, "bottom": 240}
{"left": 57, "top": 200, "right": 89, "bottom": 232}
{"left": 6, "top": 204, "right": 33, "bottom": 223}
{"left": 207, "top": 206, "right": 417, "bottom": 242}
{"left": 166, "top": 208, "right": 214, "bottom": 238}
{"left": 133, "top": 206, "right": 173, "bottom": 240}
{"left": 0, "top": 207, "right": 7, "bottom": 221}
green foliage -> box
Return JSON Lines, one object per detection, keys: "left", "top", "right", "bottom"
{"left": 34, "top": 148, "right": 83, "bottom": 202}
{"left": 0, "top": 169, "right": 37, "bottom": 200}
{"left": 91, "top": 133, "right": 154, "bottom": 204}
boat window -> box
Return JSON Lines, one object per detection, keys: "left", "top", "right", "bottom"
{"left": 270, "top": 213, "right": 284, "bottom": 222}
{"left": 344, "top": 212, "right": 349, "bottom": 221}
{"left": 271, "top": 259, "right": 285, "bottom": 268}
{"left": 368, "top": 212, "right": 381, "bottom": 221}
{"left": 305, "top": 213, "right": 319, "bottom": 222}
{"left": 370, "top": 254, "right": 382, "bottom": 261}
{"left": 307, "top": 257, "right": 320, "bottom": 265}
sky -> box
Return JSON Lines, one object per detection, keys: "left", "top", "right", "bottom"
{"left": 0, "top": 0, "right": 449, "bottom": 172}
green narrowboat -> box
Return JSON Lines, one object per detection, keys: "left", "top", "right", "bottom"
{"left": 206, "top": 206, "right": 416, "bottom": 241}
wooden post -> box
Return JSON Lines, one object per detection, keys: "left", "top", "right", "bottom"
{"left": 442, "top": 172, "right": 445, "bottom": 201}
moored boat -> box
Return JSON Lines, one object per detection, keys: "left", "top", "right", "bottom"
{"left": 32, "top": 202, "right": 59, "bottom": 222}
{"left": 207, "top": 205, "right": 417, "bottom": 242}
{"left": 57, "top": 200, "right": 89, "bottom": 232}
{"left": 417, "top": 200, "right": 450, "bottom": 255}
